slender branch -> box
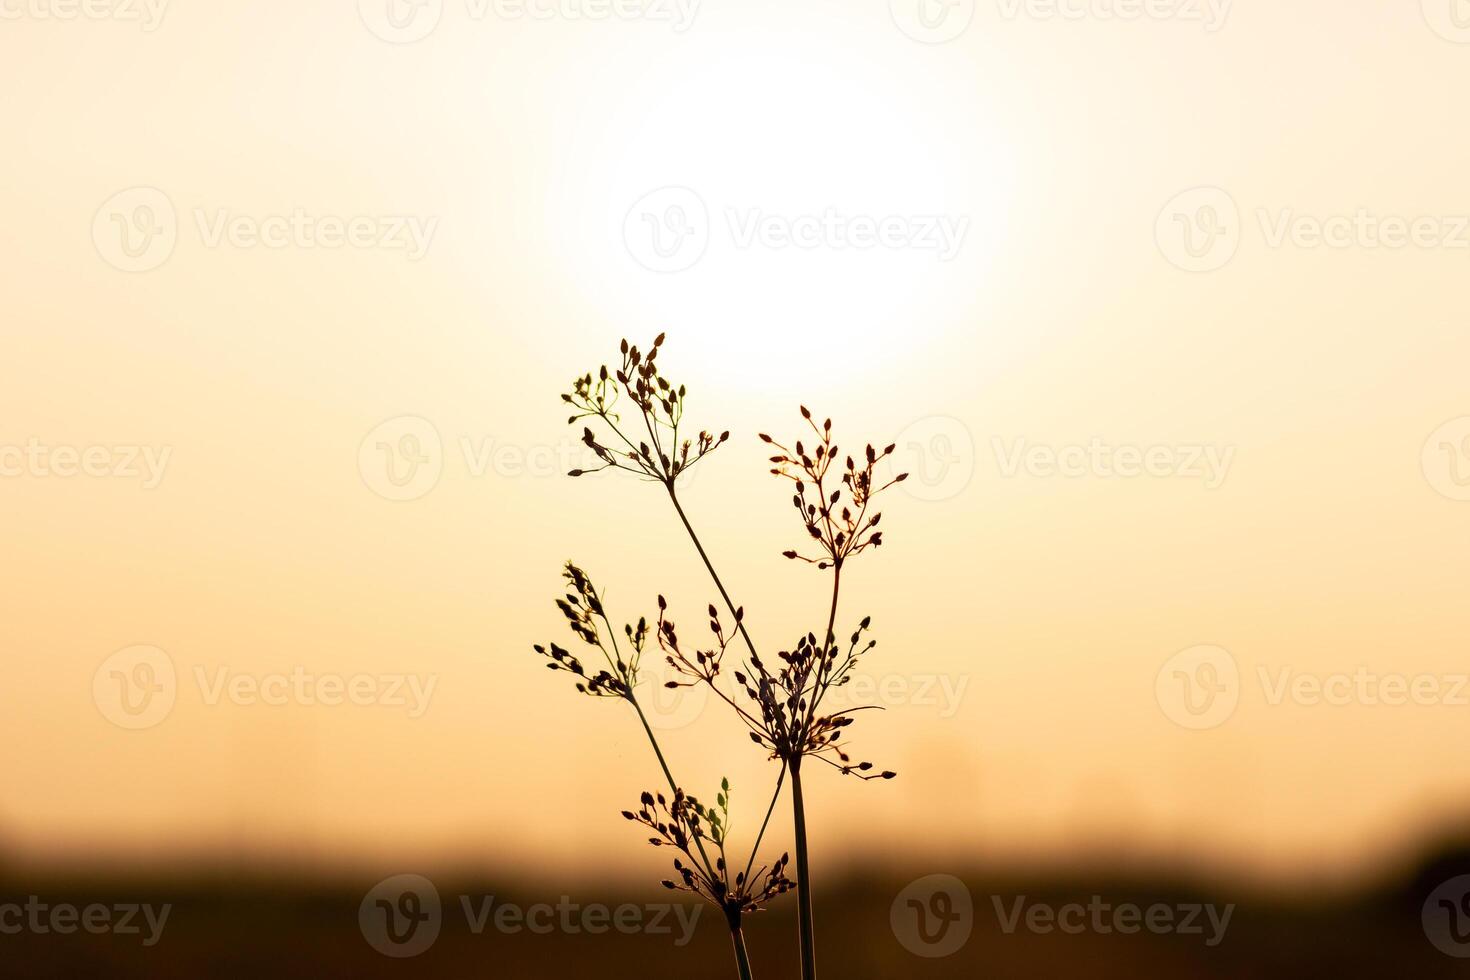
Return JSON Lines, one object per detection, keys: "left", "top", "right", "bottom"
{"left": 743, "top": 761, "right": 787, "bottom": 885}
{"left": 667, "top": 488, "right": 761, "bottom": 662}
{"left": 790, "top": 761, "right": 816, "bottom": 980}
{"left": 729, "top": 915, "right": 754, "bottom": 980}
{"left": 664, "top": 484, "right": 817, "bottom": 979}
{"left": 800, "top": 563, "right": 843, "bottom": 738}
{"left": 630, "top": 697, "right": 718, "bottom": 878}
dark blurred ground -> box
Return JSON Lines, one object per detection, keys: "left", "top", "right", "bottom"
{"left": 3, "top": 841, "right": 1469, "bottom": 979}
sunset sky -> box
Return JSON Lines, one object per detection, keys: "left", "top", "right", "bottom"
{"left": 3, "top": 1, "right": 1470, "bottom": 889}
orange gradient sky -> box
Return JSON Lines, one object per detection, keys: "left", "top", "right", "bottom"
{"left": 3, "top": 1, "right": 1470, "bottom": 887}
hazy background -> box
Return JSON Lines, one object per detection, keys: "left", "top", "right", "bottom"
{"left": 3, "top": 0, "right": 1470, "bottom": 974}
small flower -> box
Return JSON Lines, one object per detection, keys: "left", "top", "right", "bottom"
{"left": 624, "top": 781, "right": 794, "bottom": 915}
{"left": 561, "top": 335, "right": 730, "bottom": 485}
{"left": 533, "top": 562, "right": 647, "bottom": 699}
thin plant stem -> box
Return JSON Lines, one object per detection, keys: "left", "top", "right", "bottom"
{"left": 790, "top": 759, "right": 816, "bottom": 980}
{"left": 667, "top": 487, "right": 761, "bottom": 662}
{"left": 630, "top": 697, "right": 718, "bottom": 877}
{"left": 665, "top": 486, "right": 818, "bottom": 980}
{"left": 729, "top": 915, "right": 754, "bottom": 980}
{"left": 606, "top": 608, "right": 720, "bottom": 881}
{"left": 799, "top": 563, "right": 843, "bottom": 735}
{"left": 743, "top": 762, "right": 787, "bottom": 885}
{"left": 631, "top": 697, "right": 756, "bottom": 979}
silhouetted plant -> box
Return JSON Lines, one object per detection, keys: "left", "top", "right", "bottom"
{"left": 558, "top": 335, "right": 907, "bottom": 980}
{"left": 626, "top": 783, "right": 793, "bottom": 925}
{"left": 533, "top": 560, "right": 788, "bottom": 980}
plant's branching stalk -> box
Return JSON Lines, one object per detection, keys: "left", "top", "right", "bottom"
{"left": 554, "top": 337, "right": 912, "bottom": 980}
